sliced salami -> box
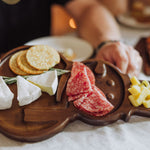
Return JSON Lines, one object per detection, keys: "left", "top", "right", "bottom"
{"left": 66, "top": 62, "right": 114, "bottom": 117}
{"left": 71, "top": 62, "right": 95, "bottom": 85}
{"left": 66, "top": 67, "right": 92, "bottom": 96}
{"left": 74, "top": 99, "right": 109, "bottom": 117}
{"left": 73, "top": 85, "right": 114, "bottom": 116}
{"left": 71, "top": 62, "right": 84, "bottom": 77}
{"left": 94, "top": 86, "right": 106, "bottom": 98}
{"left": 68, "top": 93, "right": 88, "bottom": 102}
{"left": 86, "top": 66, "right": 95, "bottom": 85}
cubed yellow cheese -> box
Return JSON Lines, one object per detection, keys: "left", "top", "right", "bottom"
{"left": 129, "top": 95, "right": 141, "bottom": 107}
{"left": 143, "top": 99, "right": 150, "bottom": 108}
{"left": 140, "top": 84, "right": 145, "bottom": 91}
{"left": 142, "top": 80, "right": 149, "bottom": 87}
{"left": 129, "top": 87, "right": 150, "bottom": 107}
{"left": 146, "top": 95, "right": 150, "bottom": 100}
{"left": 128, "top": 76, "right": 150, "bottom": 108}
{"left": 138, "top": 87, "right": 150, "bottom": 103}
{"left": 130, "top": 76, "right": 141, "bottom": 85}
{"left": 128, "top": 85, "right": 141, "bottom": 95}
{"left": 147, "top": 85, "right": 150, "bottom": 90}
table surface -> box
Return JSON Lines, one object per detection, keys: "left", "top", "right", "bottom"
{"left": 0, "top": 25, "right": 150, "bottom": 150}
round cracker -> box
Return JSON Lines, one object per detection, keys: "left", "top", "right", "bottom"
{"left": 26, "top": 45, "right": 60, "bottom": 70}
{"left": 9, "top": 51, "right": 28, "bottom": 75}
{"left": 17, "top": 50, "right": 43, "bottom": 75}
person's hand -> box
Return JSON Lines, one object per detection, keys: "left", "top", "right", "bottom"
{"left": 96, "top": 41, "right": 143, "bottom": 77}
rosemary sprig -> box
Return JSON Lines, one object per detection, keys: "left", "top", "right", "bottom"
{"left": 49, "top": 68, "right": 70, "bottom": 76}
{"left": 2, "top": 68, "right": 70, "bottom": 84}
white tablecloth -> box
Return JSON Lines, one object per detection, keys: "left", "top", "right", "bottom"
{"left": 1, "top": 25, "right": 150, "bottom": 150}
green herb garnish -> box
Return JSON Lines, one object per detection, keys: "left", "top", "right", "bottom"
{"left": 2, "top": 68, "right": 70, "bottom": 84}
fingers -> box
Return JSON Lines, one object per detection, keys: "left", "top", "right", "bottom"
{"left": 126, "top": 46, "right": 143, "bottom": 77}
{"left": 100, "top": 42, "right": 129, "bottom": 74}
{"left": 96, "top": 42, "right": 143, "bottom": 76}
{"left": 112, "top": 46, "right": 129, "bottom": 74}
{"left": 96, "top": 48, "right": 114, "bottom": 64}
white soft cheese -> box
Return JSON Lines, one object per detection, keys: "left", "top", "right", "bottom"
{"left": 0, "top": 76, "right": 14, "bottom": 109}
{"left": 27, "top": 70, "right": 58, "bottom": 96}
{"left": 17, "top": 76, "right": 42, "bottom": 106}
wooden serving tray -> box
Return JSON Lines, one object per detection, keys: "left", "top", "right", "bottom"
{"left": 0, "top": 45, "right": 150, "bottom": 142}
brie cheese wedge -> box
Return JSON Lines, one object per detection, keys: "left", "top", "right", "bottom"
{"left": 17, "top": 76, "right": 42, "bottom": 106}
{"left": 27, "top": 70, "right": 58, "bottom": 96}
{"left": 0, "top": 76, "right": 14, "bottom": 109}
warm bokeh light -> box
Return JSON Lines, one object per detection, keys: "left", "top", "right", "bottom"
{"left": 51, "top": 5, "right": 77, "bottom": 35}
{"left": 69, "top": 18, "right": 77, "bottom": 29}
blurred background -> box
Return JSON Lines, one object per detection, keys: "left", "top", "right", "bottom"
{"left": 51, "top": 4, "right": 77, "bottom": 36}
{"left": 51, "top": 0, "right": 150, "bottom": 36}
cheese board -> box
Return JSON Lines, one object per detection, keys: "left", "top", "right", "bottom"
{"left": 0, "top": 45, "right": 150, "bottom": 142}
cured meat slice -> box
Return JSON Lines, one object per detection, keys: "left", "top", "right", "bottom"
{"left": 73, "top": 85, "right": 114, "bottom": 116}
{"left": 71, "top": 62, "right": 95, "bottom": 85}
{"left": 68, "top": 93, "right": 88, "bottom": 102}
{"left": 94, "top": 86, "right": 106, "bottom": 97}
{"left": 71, "top": 62, "right": 84, "bottom": 76}
{"left": 66, "top": 61, "right": 114, "bottom": 117}
{"left": 86, "top": 66, "right": 95, "bottom": 85}
{"left": 66, "top": 68, "right": 92, "bottom": 96}
{"left": 74, "top": 98, "right": 111, "bottom": 117}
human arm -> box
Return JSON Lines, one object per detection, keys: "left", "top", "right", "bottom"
{"left": 99, "top": 0, "right": 128, "bottom": 16}
{"left": 65, "top": 0, "right": 121, "bottom": 48}
{"left": 96, "top": 41, "right": 142, "bottom": 76}
{"left": 65, "top": 0, "right": 142, "bottom": 76}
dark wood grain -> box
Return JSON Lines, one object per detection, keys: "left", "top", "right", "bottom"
{"left": 56, "top": 54, "right": 72, "bottom": 102}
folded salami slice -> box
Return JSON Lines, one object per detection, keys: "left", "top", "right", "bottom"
{"left": 73, "top": 85, "right": 114, "bottom": 116}
{"left": 66, "top": 67, "right": 92, "bottom": 96}
{"left": 71, "top": 62, "right": 95, "bottom": 85}
{"left": 86, "top": 66, "right": 95, "bottom": 85}
{"left": 68, "top": 93, "right": 88, "bottom": 102}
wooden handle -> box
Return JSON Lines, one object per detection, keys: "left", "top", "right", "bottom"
{"left": 56, "top": 54, "right": 72, "bottom": 102}
{"left": 56, "top": 73, "right": 70, "bottom": 102}
{"left": 24, "top": 106, "right": 77, "bottom": 123}
{"left": 130, "top": 106, "right": 150, "bottom": 118}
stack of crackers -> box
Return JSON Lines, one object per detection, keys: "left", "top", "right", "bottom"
{"left": 9, "top": 45, "right": 60, "bottom": 75}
